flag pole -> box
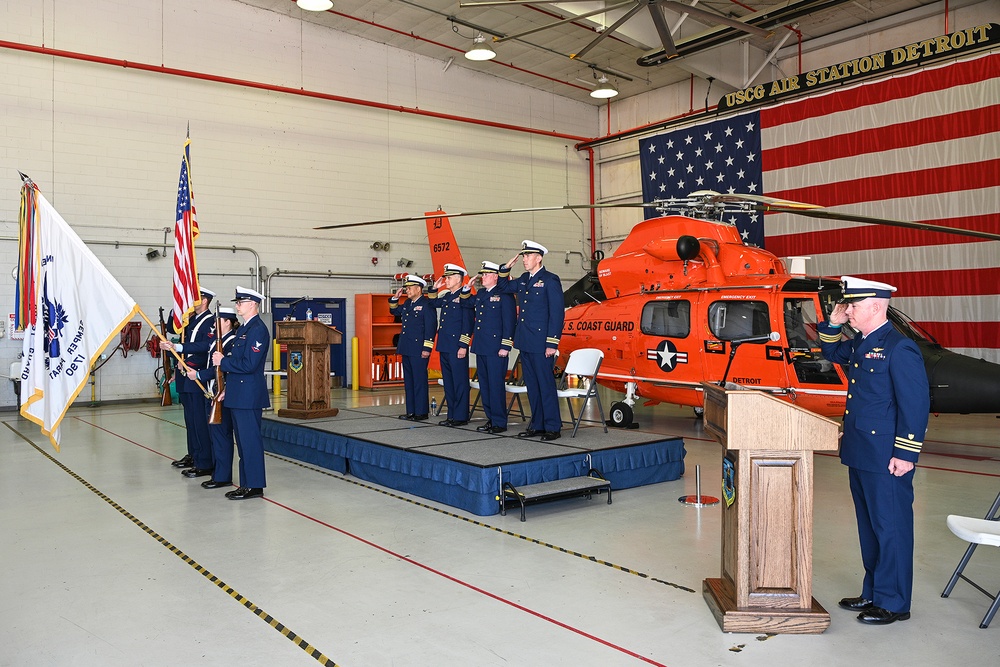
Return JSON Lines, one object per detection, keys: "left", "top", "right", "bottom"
{"left": 135, "top": 306, "right": 213, "bottom": 398}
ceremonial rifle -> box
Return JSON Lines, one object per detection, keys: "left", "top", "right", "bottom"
{"left": 208, "top": 305, "right": 225, "bottom": 425}
{"left": 158, "top": 307, "right": 173, "bottom": 406}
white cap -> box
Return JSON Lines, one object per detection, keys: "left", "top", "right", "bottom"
{"left": 442, "top": 263, "right": 467, "bottom": 277}
{"left": 218, "top": 307, "right": 238, "bottom": 320}
{"left": 199, "top": 287, "right": 216, "bottom": 299}
{"left": 839, "top": 276, "right": 897, "bottom": 302}
{"left": 478, "top": 261, "right": 501, "bottom": 274}
{"left": 520, "top": 240, "right": 548, "bottom": 255}
{"left": 403, "top": 274, "right": 427, "bottom": 287}
{"left": 232, "top": 286, "right": 264, "bottom": 303}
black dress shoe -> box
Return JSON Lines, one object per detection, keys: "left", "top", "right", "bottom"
{"left": 540, "top": 431, "right": 562, "bottom": 441}
{"left": 438, "top": 419, "right": 454, "bottom": 426}
{"left": 226, "top": 486, "right": 263, "bottom": 500}
{"left": 517, "top": 429, "right": 539, "bottom": 438}
{"left": 399, "top": 413, "right": 414, "bottom": 420}
{"left": 201, "top": 480, "right": 232, "bottom": 489}
{"left": 476, "top": 422, "right": 494, "bottom": 432}
{"left": 411, "top": 414, "right": 429, "bottom": 421}
{"left": 171, "top": 454, "right": 193, "bottom": 468}
{"left": 182, "top": 467, "right": 213, "bottom": 478}
{"left": 839, "top": 596, "right": 874, "bottom": 611}
{"left": 858, "top": 607, "right": 910, "bottom": 625}
{"left": 450, "top": 420, "right": 469, "bottom": 427}
{"left": 488, "top": 426, "right": 507, "bottom": 434}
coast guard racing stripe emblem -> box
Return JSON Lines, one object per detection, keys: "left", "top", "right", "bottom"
{"left": 648, "top": 340, "right": 688, "bottom": 372}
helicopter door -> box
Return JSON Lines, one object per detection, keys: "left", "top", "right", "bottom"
{"left": 781, "top": 297, "right": 844, "bottom": 387}
{"left": 638, "top": 298, "right": 694, "bottom": 404}
{"left": 705, "top": 298, "right": 784, "bottom": 391}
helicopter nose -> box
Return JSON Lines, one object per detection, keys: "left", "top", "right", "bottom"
{"left": 924, "top": 345, "right": 1000, "bottom": 413}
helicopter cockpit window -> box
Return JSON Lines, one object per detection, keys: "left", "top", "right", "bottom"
{"left": 785, "top": 298, "right": 842, "bottom": 385}
{"left": 708, "top": 300, "right": 770, "bottom": 341}
{"left": 640, "top": 300, "right": 690, "bottom": 338}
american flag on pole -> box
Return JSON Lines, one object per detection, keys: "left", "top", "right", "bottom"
{"left": 16, "top": 182, "right": 139, "bottom": 449}
{"left": 172, "top": 135, "right": 201, "bottom": 330}
{"left": 640, "top": 52, "right": 1000, "bottom": 363}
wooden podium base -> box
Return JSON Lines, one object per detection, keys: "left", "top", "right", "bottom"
{"left": 277, "top": 408, "right": 339, "bottom": 419}
{"left": 703, "top": 578, "right": 830, "bottom": 635}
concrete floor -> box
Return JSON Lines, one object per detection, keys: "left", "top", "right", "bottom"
{"left": 2, "top": 387, "right": 998, "bottom": 666}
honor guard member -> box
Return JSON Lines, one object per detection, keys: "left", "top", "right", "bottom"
{"left": 162, "top": 287, "right": 216, "bottom": 476}
{"left": 818, "top": 276, "right": 929, "bottom": 625}
{"left": 498, "top": 240, "right": 564, "bottom": 441}
{"left": 214, "top": 286, "right": 271, "bottom": 501}
{"left": 465, "top": 261, "right": 516, "bottom": 433}
{"left": 429, "top": 263, "right": 474, "bottom": 426}
{"left": 390, "top": 274, "right": 437, "bottom": 421}
{"left": 186, "top": 308, "right": 240, "bottom": 490}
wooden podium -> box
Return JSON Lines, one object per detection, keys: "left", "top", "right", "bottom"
{"left": 276, "top": 321, "right": 342, "bottom": 419}
{"left": 701, "top": 383, "right": 839, "bottom": 634}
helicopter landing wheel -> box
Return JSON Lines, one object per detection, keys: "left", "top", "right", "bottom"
{"left": 693, "top": 406, "right": 705, "bottom": 419}
{"left": 609, "top": 402, "right": 633, "bottom": 428}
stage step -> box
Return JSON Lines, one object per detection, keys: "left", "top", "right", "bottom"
{"left": 500, "top": 469, "right": 611, "bottom": 521}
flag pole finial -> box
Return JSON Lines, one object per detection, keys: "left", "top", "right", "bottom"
{"left": 18, "top": 171, "right": 32, "bottom": 185}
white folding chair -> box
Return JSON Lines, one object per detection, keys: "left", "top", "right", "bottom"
{"left": 942, "top": 490, "right": 1000, "bottom": 628}
{"left": 555, "top": 348, "right": 607, "bottom": 437}
{"left": 504, "top": 349, "right": 527, "bottom": 421}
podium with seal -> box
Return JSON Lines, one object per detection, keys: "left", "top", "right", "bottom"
{"left": 276, "top": 320, "right": 342, "bottom": 419}
{"left": 701, "top": 382, "right": 839, "bottom": 634}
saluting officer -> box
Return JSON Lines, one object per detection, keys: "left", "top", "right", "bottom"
{"left": 466, "top": 261, "right": 516, "bottom": 434}
{"left": 429, "top": 263, "right": 474, "bottom": 426}
{"left": 818, "top": 276, "right": 929, "bottom": 625}
{"left": 186, "top": 307, "right": 240, "bottom": 491}
{"left": 214, "top": 286, "right": 271, "bottom": 501}
{"left": 162, "top": 287, "right": 216, "bottom": 477}
{"left": 498, "top": 240, "right": 564, "bottom": 441}
{"left": 391, "top": 274, "right": 437, "bottom": 421}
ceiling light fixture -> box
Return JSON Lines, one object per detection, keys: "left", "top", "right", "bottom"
{"left": 465, "top": 34, "right": 497, "bottom": 61}
{"left": 590, "top": 74, "right": 618, "bottom": 99}
{"left": 296, "top": 0, "right": 333, "bottom": 11}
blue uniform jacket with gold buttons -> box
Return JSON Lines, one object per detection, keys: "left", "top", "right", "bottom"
{"left": 465, "top": 286, "right": 515, "bottom": 355}
{"left": 390, "top": 295, "right": 437, "bottom": 357}
{"left": 496, "top": 265, "right": 564, "bottom": 353}
{"left": 166, "top": 309, "right": 215, "bottom": 394}
{"left": 219, "top": 315, "right": 271, "bottom": 410}
{"left": 427, "top": 288, "right": 472, "bottom": 354}
{"left": 818, "top": 320, "right": 929, "bottom": 471}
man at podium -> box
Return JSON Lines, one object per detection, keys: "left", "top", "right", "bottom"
{"left": 819, "top": 276, "right": 929, "bottom": 626}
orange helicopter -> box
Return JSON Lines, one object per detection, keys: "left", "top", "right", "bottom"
{"left": 318, "top": 193, "right": 1000, "bottom": 426}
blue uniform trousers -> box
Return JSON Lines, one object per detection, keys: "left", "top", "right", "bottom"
{"left": 232, "top": 408, "right": 266, "bottom": 488}
{"left": 476, "top": 353, "right": 510, "bottom": 429}
{"left": 440, "top": 353, "right": 470, "bottom": 421}
{"left": 849, "top": 467, "right": 915, "bottom": 613}
{"left": 206, "top": 404, "right": 234, "bottom": 484}
{"left": 402, "top": 354, "right": 429, "bottom": 416}
{"left": 182, "top": 392, "right": 213, "bottom": 470}
{"left": 521, "top": 351, "right": 560, "bottom": 433}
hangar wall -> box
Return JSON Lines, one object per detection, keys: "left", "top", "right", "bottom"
{"left": 0, "top": 0, "right": 598, "bottom": 406}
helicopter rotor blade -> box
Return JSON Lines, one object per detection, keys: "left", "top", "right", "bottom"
{"left": 314, "top": 202, "right": 664, "bottom": 230}
{"left": 758, "top": 204, "right": 1000, "bottom": 242}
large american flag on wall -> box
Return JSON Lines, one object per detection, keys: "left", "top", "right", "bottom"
{"left": 640, "top": 52, "right": 999, "bottom": 363}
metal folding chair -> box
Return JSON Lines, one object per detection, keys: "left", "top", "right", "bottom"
{"left": 555, "top": 348, "right": 607, "bottom": 437}
{"left": 942, "top": 490, "right": 1000, "bottom": 628}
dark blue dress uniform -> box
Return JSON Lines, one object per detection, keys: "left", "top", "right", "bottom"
{"left": 194, "top": 322, "right": 238, "bottom": 486}
{"left": 428, "top": 276, "right": 474, "bottom": 424}
{"left": 167, "top": 303, "right": 215, "bottom": 471}
{"left": 219, "top": 307, "right": 271, "bottom": 491}
{"left": 390, "top": 287, "right": 437, "bottom": 419}
{"left": 496, "top": 253, "right": 564, "bottom": 435}
{"left": 819, "top": 284, "right": 929, "bottom": 617}
{"left": 467, "top": 280, "right": 515, "bottom": 430}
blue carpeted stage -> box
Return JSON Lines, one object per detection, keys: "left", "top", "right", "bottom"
{"left": 262, "top": 405, "right": 686, "bottom": 516}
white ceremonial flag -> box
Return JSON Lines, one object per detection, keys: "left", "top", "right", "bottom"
{"left": 19, "top": 186, "right": 139, "bottom": 449}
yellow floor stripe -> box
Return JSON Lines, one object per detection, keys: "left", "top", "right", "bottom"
{"left": 266, "top": 451, "right": 695, "bottom": 593}
{"left": 7, "top": 423, "right": 338, "bottom": 667}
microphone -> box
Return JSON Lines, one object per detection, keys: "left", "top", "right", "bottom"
{"left": 730, "top": 331, "right": 781, "bottom": 345}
